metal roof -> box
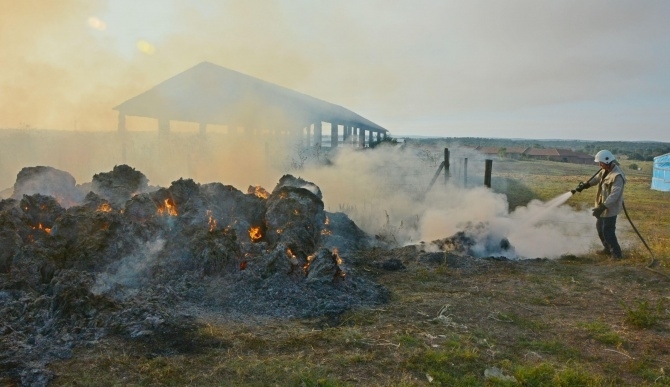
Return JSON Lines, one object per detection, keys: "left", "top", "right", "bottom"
{"left": 114, "top": 61, "right": 387, "bottom": 132}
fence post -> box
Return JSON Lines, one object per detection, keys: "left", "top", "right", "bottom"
{"left": 463, "top": 157, "right": 468, "bottom": 187}
{"left": 444, "top": 148, "right": 450, "bottom": 184}
{"left": 484, "top": 159, "right": 493, "bottom": 188}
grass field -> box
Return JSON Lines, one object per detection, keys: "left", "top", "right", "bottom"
{"left": 48, "top": 158, "right": 670, "bottom": 386}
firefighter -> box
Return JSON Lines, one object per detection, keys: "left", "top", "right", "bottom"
{"left": 574, "top": 150, "right": 626, "bottom": 258}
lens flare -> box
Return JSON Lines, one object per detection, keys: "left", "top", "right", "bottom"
{"left": 87, "top": 17, "right": 107, "bottom": 31}
{"left": 136, "top": 40, "right": 156, "bottom": 55}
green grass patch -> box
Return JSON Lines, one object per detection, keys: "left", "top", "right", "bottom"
{"left": 579, "top": 321, "right": 625, "bottom": 346}
{"left": 622, "top": 300, "right": 664, "bottom": 329}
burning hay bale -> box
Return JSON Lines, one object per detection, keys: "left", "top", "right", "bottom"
{"left": 0, "top": 165, "right": 387, "bottom": 385}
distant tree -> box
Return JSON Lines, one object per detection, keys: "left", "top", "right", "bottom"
{"left": 629, "top": 163, "right": 639, "bottom": 170}
{"left": 498, "top": 147, "right": 508, "bottom": 158}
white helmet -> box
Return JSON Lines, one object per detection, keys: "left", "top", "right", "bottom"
{"left": 594, "top": 150, "right": 616, "bottom": 164}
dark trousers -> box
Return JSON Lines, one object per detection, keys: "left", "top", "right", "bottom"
{"left": 596, "top": 216, "right": 622, "bottom": 258}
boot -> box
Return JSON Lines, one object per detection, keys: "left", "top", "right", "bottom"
{"left": 596, "top": 248, "right": 611, "bottom": 257}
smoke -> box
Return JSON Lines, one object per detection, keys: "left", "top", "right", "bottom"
{"left": 296, "top": 143, "right": 597, "bottom": 259}
{"left": 91, "top": 237, "right": 166, "bottom": 296}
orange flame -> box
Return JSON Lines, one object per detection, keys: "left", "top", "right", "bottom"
{"left": 303, "top": 253, "right": 316, "bottom": 272}
{"left": 97, "top": 203, "right": 112, "bottom": 213}
{"left": 249, "top": 226, "right": 262, "bottom": 241}
{"left": 250, "top": 185, "right": 270, "bottom": 199}
{"left": 33, "top": 223, "right": 51, "bottom": 234}
{"left": 206, "top": 210, "right": 217, "bottom": 232}
{"left": 324, "top": 216, "right": 330, "bottom": 225}
{"left": 321, "top": 229, "right": 332, "bottom": 235}
{"left": 157, "top": 198, "right": 178, "bottom": 216}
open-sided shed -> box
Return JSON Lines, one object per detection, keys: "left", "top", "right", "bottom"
{"left": 651, "top": 153, "right": 670, "bottom": 191}
{"left": 114, "top": 62, "right": 388, "bottom": 147}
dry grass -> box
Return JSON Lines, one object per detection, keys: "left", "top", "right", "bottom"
{"left": 48, "top": 158, "right": 670, "bottom": 386}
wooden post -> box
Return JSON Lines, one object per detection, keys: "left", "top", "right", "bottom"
{"left": 484, "top": 159, "right": 493, "bottom": 188}
{"left": 444, "top": 148, "right": 450, "bottom": 183}
{"left": 314, "top": 121, "right": 322, "bottom": 148}
{"left": 331, "top": 123, "right": 338, "bottom": 148}
{"left": 463, "top": 157, "right": 468, "bottom": 187}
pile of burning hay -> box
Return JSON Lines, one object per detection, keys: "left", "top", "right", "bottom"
{"left": 0, "top": 165, "right": 387, "bottom": 385}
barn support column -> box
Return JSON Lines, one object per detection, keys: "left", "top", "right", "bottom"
{"left": 358, "top": 128, "right": 365, "bottom": 148}
{"left": 158, "top": 118, "right": 170, "bottom": 135}
{"left": 331, "top": 123, "right": 339, "bottom": 148}
{"left": 314, "top": 121, "right": 322, "bottom": 148}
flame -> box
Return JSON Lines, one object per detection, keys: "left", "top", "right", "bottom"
{"left": 240, "top": 261, "right": 247, "bottom": 270}
{"left": 333, "top": 248, "right": 343, "bottom": 265}
{"left": 32, "top": 223, "right": 51, "bottom": 234}
{"left": 321, "top": 229, "right": 332, "bottom": 235}
{"left": 303, "top": 253, "right": 316, "bottom": 273}
{"left": 249, "top": 226, "right": 262, "bottom": 241}
{"left": 97, "top": 203, "right": 112, "bottom": 213}
{"left": 250, "top": 185, "right": 270, "bottom": 199}
{"left": 157, "top": 198, "right": 178, "bottom": 216}
{"left": 293, "top": 209, "right": 299, "bottom": 215}
{"left": 325, "top": 216, "right": 330, "bottom": 225}
{"left": 206, "top": 210, "right": 217, "bottom": 232}
{"left": 276, "top": 229, "right": 283, "bottom": 234}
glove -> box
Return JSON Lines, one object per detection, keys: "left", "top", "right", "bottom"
{"left": 592, "top": 203, "right": 607, "bottom": 218}
{"left": 574, "top": 181, "right": 590, "bottom": 193}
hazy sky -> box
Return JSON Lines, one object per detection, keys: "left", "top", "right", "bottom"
{"left": 2, "top": 0, "right": 669, "bottom": 141}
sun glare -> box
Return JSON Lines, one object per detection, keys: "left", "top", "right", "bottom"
{"left": 87, "top": 16, "right": 107, "bottom": 31}
{"left": 136, "top": 40, "right": 156, "bottom": 55}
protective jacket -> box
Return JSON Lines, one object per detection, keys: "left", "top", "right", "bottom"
{"left": 587, "top": 164, "right": 626, "bottom": 217}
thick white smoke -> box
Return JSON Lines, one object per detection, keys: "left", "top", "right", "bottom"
{"left": 297, "top": 143, "right": 598, "bottom": 259}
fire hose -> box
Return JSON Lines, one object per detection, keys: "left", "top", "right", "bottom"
{"left": 573, "top": 169, "right": 668, "bottom": 278}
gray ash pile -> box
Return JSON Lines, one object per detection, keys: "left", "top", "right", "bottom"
{"left": 0, "top": 165, "right": 387, "bottom": 386}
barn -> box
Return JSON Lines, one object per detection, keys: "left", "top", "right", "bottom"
{"left": 114, "top": 61, "right": 389, "bottom": 148}
{"left": 651, "top": 153, "right": 670, "bottom": 191}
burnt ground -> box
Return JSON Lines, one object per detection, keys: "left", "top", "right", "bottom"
{"left": 42, "top": 248, "right": 670, "bottom": 386}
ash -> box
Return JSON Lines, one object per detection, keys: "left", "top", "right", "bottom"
{"left": 0, "top": 165, "right": 388, "bottom": 386}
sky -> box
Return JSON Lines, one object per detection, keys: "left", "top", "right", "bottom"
{"left": 1, "top": 0, "right": 669, "bottom": 142}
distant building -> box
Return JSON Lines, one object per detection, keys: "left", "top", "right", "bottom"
{"left": 473, "top": 146, "right": 594, "bottom": 164}
{"left": 524, "top": 148, "right": 593, "bottom": 164}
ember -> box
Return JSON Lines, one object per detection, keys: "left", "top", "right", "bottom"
{"left": 157, "top": 198, "right": 178, "bottom": 216}
{"left": 249, "top": 226, "right": 262, "bottom": 241}
{"left": 248, "top": 185, "right": 270, "bottom": 199}
{"left": 97, "top": 203, "right": 113, "bottom": 212}
{"left": 32, "top": 223, "right": 51, "bottom": 234}
{"left": 207, "top": 210, "right": 217, "bottom": 232}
